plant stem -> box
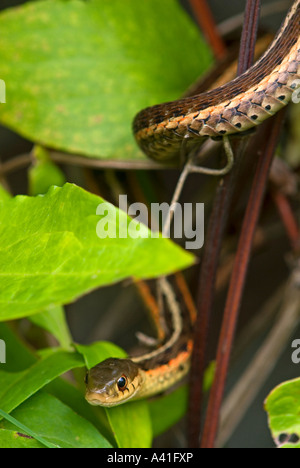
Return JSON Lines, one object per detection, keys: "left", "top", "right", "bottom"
{"left": 271, "top": 190, "right": 300, "bottom": 253}
{"left": 200, "top": 109, "right": 286, "bottom": 448}
{"left": 237, "top": 0, "right": 261, "bottom": 75}
{"left": 188, "top": 0, "right": 262, "bottom": 447}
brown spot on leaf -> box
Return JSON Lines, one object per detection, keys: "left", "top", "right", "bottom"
{"left": 16, "top": 432, "right": 33, "bottom": 439}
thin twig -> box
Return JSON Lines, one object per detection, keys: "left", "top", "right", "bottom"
{"left": 0, "top": 152, "right": 33, "bottom": 175}
{"left": 0, "top": 141, "right": 224, "bottom": 176}
{"left": 162, "top": 138, "right": 234, "bottom": 238}
{"left": 50, "top": 151, "right": 170, "bottom": 171}
{"left": 0, "top": 151, "right": 173, "bottom": 175}
{"left": 271, "top": 190, "right": 300, "bottom": 253}
{"left": 189, "top": 136, "right": 235, "bottom": 176}
{"left": 162, "top": 154, "right": 194, "bottom": 237}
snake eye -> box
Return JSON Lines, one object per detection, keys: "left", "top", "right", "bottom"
{"left": 117, "top": 375, "right": 127, "bottom": 391}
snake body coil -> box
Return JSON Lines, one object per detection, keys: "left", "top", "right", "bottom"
{"left": 133, "top": 0, "right": 300, "bottom": 162}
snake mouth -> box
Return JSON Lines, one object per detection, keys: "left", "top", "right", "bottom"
{"left": 85, "top": 389, "right": 119, "bottom": 407}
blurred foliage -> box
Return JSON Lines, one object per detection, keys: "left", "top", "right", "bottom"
{"left": 265, "top": 378, "right": 300, "bottom": 448}
{"left": 0, "top": 0, "right": 212, "bottom": 159}
{"left": 0, "top": 0, "right": 211, "bottom": 448}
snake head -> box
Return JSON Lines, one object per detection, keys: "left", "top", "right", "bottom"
{"left": 85, "top": 358, "right": 142, "bottom": 407}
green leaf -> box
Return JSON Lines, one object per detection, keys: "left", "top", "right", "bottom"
{"left": 29, "top": 305, "right": 73, "bottom": 350}
{"left": 0, "top": 323, "right": 36, "bottom": 372}
{"left": 203, "top": 360, "right": 216, "bottom": 393}
{"left": 0, "top": 185, "right": 11, "bottom": 202}
{"left": 0, "top": 429, "right": 44, "bottom": 448}
{"left": 265, "top": 378, "right": 300, "bottom": 448}
{"left": 106, "top": 400, "right": 152, "bottom": 448}
{"left": 76, "top": 341, "right": 127, "bottom": 369}
{"left": 0, "top": 183, "right": 194, "bottom": 320}
{"left": 0, "top": 0, "right": 212, "bottom": 160}
{"left": 2, "top": 392, "right": 112, "bottom": 448}
{"left": 0, "top": 323, "right": 114, "bottom": 443}
{"left": 28, "top": 146, "right": 66, "bottom": 196}
{"left": 149, "top": 385, "right": 188, "bottom": 438}
{"left": 0, "top": 408, "right": 59, "bottom": 448}
{"left": 0, "top": 350, "right": 84, "bottom": 415}
{"left": 45, "top": 376, "right": 115, "bottom": 446}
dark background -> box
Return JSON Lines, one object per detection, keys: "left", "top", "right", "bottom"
{"left": 1, "top": 0, "right": 299, "bottom": 449}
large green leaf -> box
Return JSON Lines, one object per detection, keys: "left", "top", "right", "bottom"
{"left": 0, "top": 408, "right": 59, "bottom": 448}
{"left": 265, "top": 378, "right": 300, "bottom": 448}
{"left": 0, "top": 183, "right": 194, "bottom": 320}
{"left": 2, "top": 393, "right": 112, "bottom": 448}
{"left": 149, "top": 361, "right": 215, "bottom": 437}
{"left": 0, "top": 323, "right": 36, "bottom": 372}
{"left": 149, "top": 385, "right": 188, "bottom": 438}
{"left": 29, "top": 305, "right": 73, "bottom": 350}
{"left": 76, "top": 341, "right": 127, "bottom": 369}
{"left": 0, "top": 325, "right": 115, "bottom": 444}
{"left": 0, "top": 429, "right": 44, "bottom": 448}
{"left": 106, "top": 401, "right": 152, "bottom": 448}
{"left": 0, "top": 0, "right": 212, "bottom": 160}
{"left": 0, "top": 350, "right": 84, "bottom": 415}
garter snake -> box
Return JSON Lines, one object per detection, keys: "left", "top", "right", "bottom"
{"left": 85, "top": 278, "right": 194, "bottom": 407}
{"left": 133, "top": 0, "right": 300, "bottom": 162}
{"left": 85, "top": 1, "right": 300, "bottom": 407}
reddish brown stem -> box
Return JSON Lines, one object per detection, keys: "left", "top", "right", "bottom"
{"left": 188, "top": 0, "right": 262, "bottom": 447}
{"left": 189, "top": 0, "right": 227, "bottom": 59}
{"left": 188, "top": 154, "right": 241, "bottom": 447}
{"left": 271, "top": 190, "right": 300, "bottom": 253}
{"left": 237, "top": 0, "right": 261, "bottom": 75}
{"left": 200, "top": 110, "right": 285, "bottom": 448}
